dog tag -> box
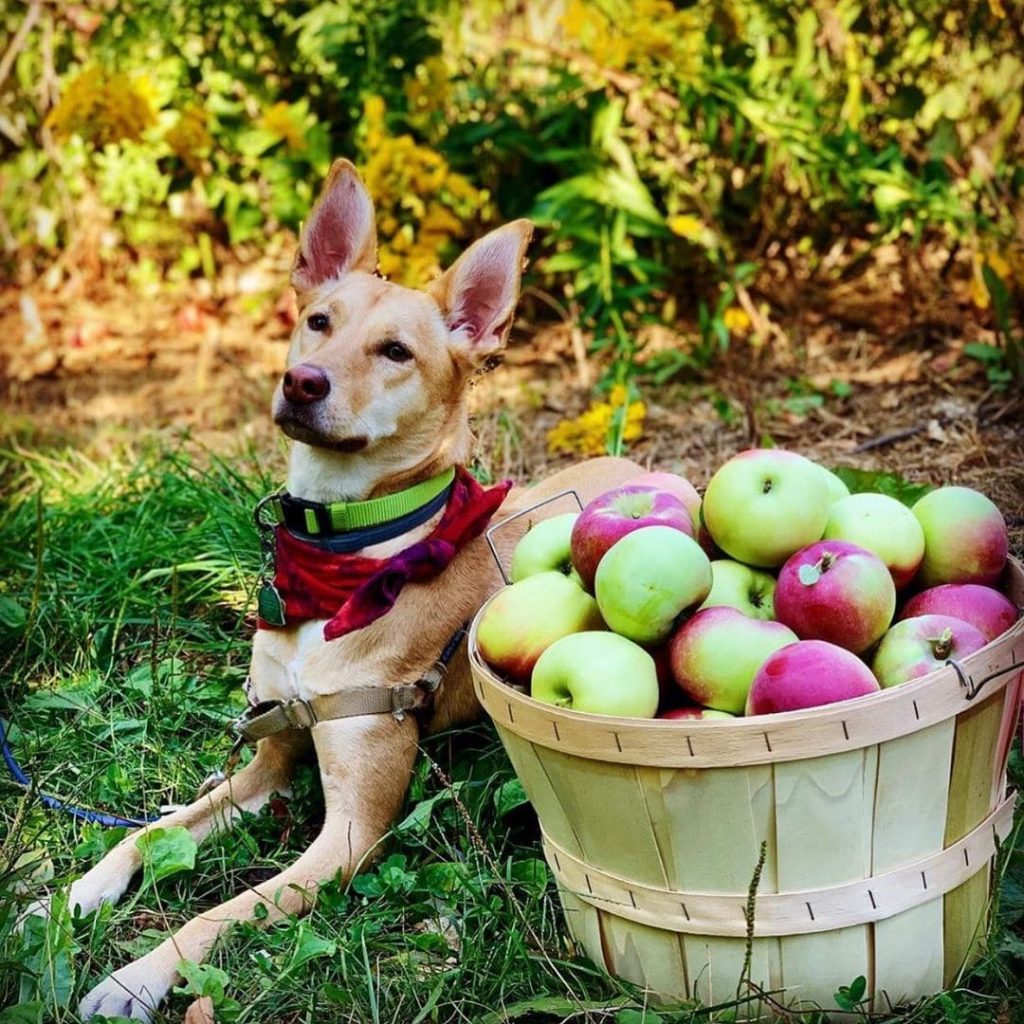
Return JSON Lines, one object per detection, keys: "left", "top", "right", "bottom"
{"left": 258, "top": 582, "right": 287, "bottom": 626}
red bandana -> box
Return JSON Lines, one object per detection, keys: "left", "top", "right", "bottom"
{"left": 258, "top": 467, "right": 511, "bottom": 641}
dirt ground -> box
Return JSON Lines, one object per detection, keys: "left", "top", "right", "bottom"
{"left": 2, "top": 254, "right": 1022, "bottom": 553}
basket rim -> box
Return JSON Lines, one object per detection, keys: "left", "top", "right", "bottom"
{"left": 469, "top": 557, "right": 1024, "bottom": 766}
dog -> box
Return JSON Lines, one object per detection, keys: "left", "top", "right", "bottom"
{"left": 59, "top": 159, "right": 640, "bottom": 1020}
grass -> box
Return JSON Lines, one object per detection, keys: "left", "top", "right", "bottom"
{"left": 1, "top": 435, "right": 1022, "bottom": 1024}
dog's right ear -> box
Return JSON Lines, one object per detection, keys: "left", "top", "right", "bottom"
{"left": 292, "top": 159, "right": 377, "bottom": 298}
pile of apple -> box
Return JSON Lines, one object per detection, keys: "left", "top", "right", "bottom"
{"left": 477, "top": 450, "right": 1019, "bottom": 720}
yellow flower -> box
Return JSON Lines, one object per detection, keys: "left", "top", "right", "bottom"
{"left": 547, "top": 385, "right": 646, "bottom": 456}
{"left": 47, "top": 66, "right": 156, "bottom": 147}
{"left": 260, "top": 101, "right": 306, "bottom": 154}
{"left": 722, "top": 306, "right": 752, "bottom": 335}
{"left": 667, "top": 214, "right": 704, "bottom": 240}
{"left": 358, "top": 95, "right": 488, "bottom": 286}
{"left": 970, "top": 250, "right": 1013, "bottom": 308}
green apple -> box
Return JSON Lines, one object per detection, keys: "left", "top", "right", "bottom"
{"left": 702, "top": 449, "right": 830, "bottom": 567}
{"left": 531, "top": 631, "right": 659, "bottom": 717}
{"left": 818, "top": 466, "right": 851, "bottom": 506}
{"left": 477, "top": 572, "right": 604, "bottom": 681}
{"left": 823, "top": 493, "right": 925, "bottom": 589}
{"left": 699, "top": 559, "right": 777, "bottom": 619}
{"left": 510, "top": 512, "right": 579, "bottom": 582}
{"left": 595, "top": 526, "right": 712, "bottom": 644}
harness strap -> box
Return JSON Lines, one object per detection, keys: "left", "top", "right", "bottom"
{"left": 232, "top": 626, "right": 466, "bottom": 744}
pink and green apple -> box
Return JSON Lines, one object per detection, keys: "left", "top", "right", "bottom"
{"left": 531, "top": 631, "right": 659, "bottom": 718}
{"left": 775, "top": 540, "right": 896, "bottom": 653}
{"left": 510, "top": 512, "right": 579, "bottom": 582}
{"left": 699, "top": 559, "right": 777, "bottom": 619}
{"left": 595, "top": 526, "right": 712, "bottom": 644}
{"left": 912, "top": 486, "right": 1008, "bottom": 587}
{"left": 899, "top": 584, "right": 1018, "bottom": 643}
{"left": 823, "top": 493, "right": 925, "bottom": 590}
{"left": 702, "top": 449, "right": 830, "bottom": 567}
{"left": 571, "top": 485, "right": 694, "bottom": 589}
{"left": 872, "top": 614, "right": 988, "bottom": 688}
{"left": 477, "top": 572, "right": 604, "bottom": 681}
{"left": 661, "top": 706, "right": 735, "bottom": 721}
{"left": 627, "top": 471, "right": 702, "bottom": 525}
{"left": 746, "top": 640, "right": 880, "bottom": 715}
{"left": 669, "top": 606, "right": 798, "bottom": 713}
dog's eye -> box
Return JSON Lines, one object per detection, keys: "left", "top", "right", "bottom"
{"left": 307, "top": 313, "right": 330, "bottom": 332}
{"left": 380, "top": 341, "right": 413, "bottom": 363}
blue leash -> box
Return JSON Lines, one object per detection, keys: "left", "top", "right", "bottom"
{"left": 1, "top": 717, "right": 161, "bottom": 828}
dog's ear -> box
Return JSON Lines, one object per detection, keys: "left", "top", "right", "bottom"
{"left": 428, "top": 219, "right": 533, "bottom": 366}
{"left": 292, "top": 159, "right": 377, "bottom": 297}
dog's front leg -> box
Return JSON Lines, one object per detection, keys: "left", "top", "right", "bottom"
{"left": 79, "top": 714, "right": 418, "bottom": 1022}
{"left": 50, "top": 731, "right": 306, "bottom": 926}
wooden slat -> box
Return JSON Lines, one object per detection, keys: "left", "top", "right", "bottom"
{"left": 497, "top": 731, "right": 584, "bottom": 858}
{"left": 557, "top": 886, "right": 607, "bottom": 970}
{"left": 871, "top": 719, "right": 955, "bottom": 1007}
{"left": 643, "top": 763, "right": 780, "bottom": 1005}
{"left": 942, "top": 692, "right": 1006, "bottom": 984}
{"left": 530, "top": 745, "right": 670, "bottom": 887}
{"left": 774, "top": 747, "right": 877, "bottom": 1011}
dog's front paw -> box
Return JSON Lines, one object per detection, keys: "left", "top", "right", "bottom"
{"left": 79, "top": 961, "right": 170, "bottom": 1023}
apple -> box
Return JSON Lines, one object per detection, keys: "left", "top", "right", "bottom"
{"left": 627, "top": 471, "right": 702, "bottom": 525}
{"left": 510, "top": 512, "right": 579, "bottom": 582}
{"left": 775, "top": 541, "right": 896, "bottom": 653}
{"left": 595, "top": 526, "right": 712, "bottom": 644}
{"left": 699, "top": 559, "right": 777, "bottom": 620}
{"left": 531, "top": 631, "right": 659, "bottom": 718}
{"left": 822, "top": 493, "right": 925, "bottom": 590}
{"left": 871, "top": 614, "right": 988, "bottom": 688}
{"left": 746, "top": 640, "right": 880, "bottom": 715}
{"left": 477, "top": 572, "right": 604, "bottom": 680}
{"left": 702, "top": 449, "right": 830, "bottom": 567}
{"left": 899, "top": 584, "right": 1018, "bottom": 643}
{"left": 661, "top": 707, "right": 735, "bottom": 721}
{"left": 669, "top": 607, "right": 799, "bottom": 713}
{"left": 571, "top": 485, "right": 694, "bottom": 589}
{"left": 912, "top": 486, "right": 1008, "bottom": 587}
{"left": 818, "top": 466, "right": 851, "bottom": 506}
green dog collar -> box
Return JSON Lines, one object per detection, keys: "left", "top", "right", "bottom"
{"left": 271, "top": 466, "right": 457, "bottom": 536}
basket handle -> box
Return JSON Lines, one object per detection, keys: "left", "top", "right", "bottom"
{"left": 485, "top": 489, "right": 584, "bottom": 585}
{"left": 948, "top": 651, "right": 1024, "bottom": 702}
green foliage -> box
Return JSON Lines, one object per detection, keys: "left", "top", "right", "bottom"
{"left": 3, "top": 0, "right": 1022, "bottom": 394}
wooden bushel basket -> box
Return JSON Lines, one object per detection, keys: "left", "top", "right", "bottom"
{"left": 469, "top": 558, "right": 1023, "bottom": 1014}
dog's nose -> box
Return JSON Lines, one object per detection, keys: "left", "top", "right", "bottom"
{"left": 282, "top": 364, "right": 330, "bottom": 405}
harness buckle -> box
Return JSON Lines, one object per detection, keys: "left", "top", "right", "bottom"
{"left": 281, "top": 698, "right": 318, "bottom": 729}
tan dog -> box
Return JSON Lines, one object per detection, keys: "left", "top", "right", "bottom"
{"left": 67, "top": 160, "right": 640, "bottom": 1020}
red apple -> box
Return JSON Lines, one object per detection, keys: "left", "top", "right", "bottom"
{"left": 899, "top": 584, "right": 1018, "bottom": 643}
{"left": 627, "top": 471, "right": 702, "bottom": 525}
{"left": 912, "top": 486, "right": 1008, "bottom": 587}
{"left": 775, "top": 541, "right": 896, "bottom": 653}
{"left": 571, "top": 485, "right": 694, "bottom": 589}
{"left": 871, "top": 614, "right": 988, "bottom": 688}
{"left": 669, "top": 607, "right": 798, "bottom": 714}
{"left": 660, "top": 706, "right": 735, "bottom": 721}
{"left": 746, "top": 640, "right": 880, "bottom": 715}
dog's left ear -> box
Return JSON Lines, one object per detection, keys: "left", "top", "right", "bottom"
{"left": 428, "top": 219, "right": 533, "bottom": 366}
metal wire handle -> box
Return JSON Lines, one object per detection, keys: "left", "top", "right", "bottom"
{"left": 484, "top": 489, "right": 584, "bottom": 584}
{"left": 947, "top": 649, "right": 1024, "bottom": 702}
